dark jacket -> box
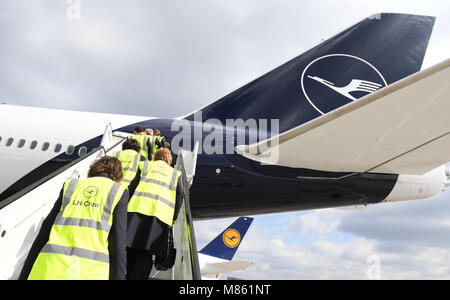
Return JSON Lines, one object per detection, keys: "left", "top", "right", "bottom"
{"left": 147, "top": 136, "right": 163, "bottom": 159}
{"left": 127, "top": 154, "right": 147, "bottom": 198}
{"left": 20, "top": 175, "right": 128, "bottom": 280}
{"left": 126, "top": 176, "right": 183, "bottom": 257}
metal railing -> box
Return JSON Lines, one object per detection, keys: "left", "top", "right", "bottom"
{"left": 150, "top": 153, "right": 201, "bottom": 280}
{"left": 0, "top": 127, "right": 125, "bottom": 211}
{"left": 0, "top": 146, "right": 106, "bottom": 211}
{"left": 0, "top": 145, "right": 115, "bottom": 279}
{"left": 174, "top": 153, "right": 201, "bottom": 279}
{"left": 0, "top": 126, "right": 201, "bottom": 280}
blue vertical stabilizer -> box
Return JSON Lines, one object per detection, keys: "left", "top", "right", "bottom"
{"left": 199, "top": 217, "right": 254, "bottom": 261}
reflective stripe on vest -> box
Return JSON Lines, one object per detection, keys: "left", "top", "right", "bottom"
{"left": 131, "top": 134, "right": 149, "bottom": 160}
{"left": 28, "top": 177, "right": 124, "bottom": 280}
{"left": 51, "top": 179, "right": 120, "bottom": 231}
{"left": 150, "top": 136, "right": 158, "bottom": 156}
{"left": 156, "top": 136, "right": 165, "bottom": 145}
{"left": 114, "top": 150, "right": 140, "bottom": 185}
{"left": 40, "top": 244, "right": 110, "bottom": 264}
{"left": 146, "top": 135, "right": 157, "bottom": 160}
{"left": 128, "top": 160, "right": 181, "bottom": 226}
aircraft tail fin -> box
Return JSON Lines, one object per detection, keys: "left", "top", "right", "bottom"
{"left": 199, "top": 217, "right": 253, "bottom": 261}
{"left": 185, "top": 13, "right": 435, "bottom": 134}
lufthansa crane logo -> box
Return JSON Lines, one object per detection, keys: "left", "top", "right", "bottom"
{"left": 84, "top": 186, "right": 98, "bottom": 198}
{"left": 222, "top": 228, "right": 241, "bottom": 248}
{"left": 301, "top": 54, "right": 387, "bottom": 115}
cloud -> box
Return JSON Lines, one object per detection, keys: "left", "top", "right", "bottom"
{"left": 338, "top": 193, "right": 450, "bottom": 251}
{"left": 2, "top": 0, "right": 447, "bottom": 118}
{"left": 287, "top": 211, "right": 340, "bottom": 236}
{"left": 223, "top": 219, "right": 379, "bottom": 279}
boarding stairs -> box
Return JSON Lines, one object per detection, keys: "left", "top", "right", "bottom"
{"left": 0, "top": 124, "right": 201, "bottom": 280}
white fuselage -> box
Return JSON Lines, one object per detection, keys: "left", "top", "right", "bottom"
{"left": 0, "top": 104, "right": 150, "bottom": 196}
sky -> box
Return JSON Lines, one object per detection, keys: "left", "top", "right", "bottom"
{"left": 0, "top": 0, "right": 449, "bottom": 279}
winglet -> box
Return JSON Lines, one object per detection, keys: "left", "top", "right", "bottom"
{"left": 199, "top": 217, "right": 254, "bottom": 261}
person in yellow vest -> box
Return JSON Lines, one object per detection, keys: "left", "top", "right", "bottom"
{"left": 145, "top": 128, "right": 153, "bottom": 136}
{"left": 113, "top": 139, "right": 148, "bottom": 197}
{"left": 133, "top": 126, "right": 144, "bottom": 135}
{"left": 145, "top": 128, "right": 156, "bottom": 160}
{"left": 154, "top": 129, "right": 166, "bottom": 149}
{"left": 143, "top": 128, "right": 163, "bottom": 160}
{"left": 22, "top": 157, "right": 128, "bottom": 280}
{"left": 131, "top": 126, "right": 152, "bottom": 160}
{"left": 126, "top": 148, "right": 183, "bottom": 280}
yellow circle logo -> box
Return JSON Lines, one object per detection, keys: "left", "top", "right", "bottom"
{"left": 222, "top": 229, "right": 241, "bottom": 248}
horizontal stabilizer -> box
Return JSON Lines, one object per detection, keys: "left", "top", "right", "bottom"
{"left": 201, "top": 261, "right": 254, "bottom": 276}
{"left": 236, "top": 59, "right": 450, "bottom": 175}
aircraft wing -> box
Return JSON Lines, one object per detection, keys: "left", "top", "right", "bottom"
{"left": 201, "top": 261, "right": 255, "bottom": 276}
{"left": 236, "top": 59, "right": 450, "bottom": 175}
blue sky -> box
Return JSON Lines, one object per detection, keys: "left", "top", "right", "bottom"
{"left": 0, "top": 0, "right": 449, "bottom": 279}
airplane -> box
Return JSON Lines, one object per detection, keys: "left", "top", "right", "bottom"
{"left": 0, "top": 12, "right": 449, "bottom": 223}
{"left": 198, "top": 217, "right": 254, "bottom": 280}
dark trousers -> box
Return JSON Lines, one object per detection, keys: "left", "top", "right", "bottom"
{"left": 126, "top": 248, "right": 153, "bottom": 280}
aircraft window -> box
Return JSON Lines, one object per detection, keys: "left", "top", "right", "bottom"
{"left": 6, "top": 138, "right": 13, "bottom": 147}
{"left": 78, "top": 146, "right": 87, "bottom": 157}
{"left": 54, "top": 143, "right": 62, "bottom": 153}
{"left": 66, "top": 145, "right": 75, "bottom": 155}
{"left": 0, "top": 136, "right": 2, "bottom": 143}
{"left": 41, "top": 142, "right": 50, "bottom": 151}
{"left": 17, "top": 139, "right": 26, "bottom": 148}
{"left": 30, "top": 141, "right": 38, "bottom": 150}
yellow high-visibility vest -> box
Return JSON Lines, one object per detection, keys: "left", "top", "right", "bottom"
{"left": 147, "top": 135, "right": 157, "bottom": 160}
{"left": 113, "top": 149, "right": 147, "bottom": 187}
{"left": 128, "top": 160, "right": 181, "bottom": 226}
{"left": 156, "top": 136, "right": 166, "bottom": 148}
{"left": 28, "top": 177, "right": 125, "bottom": 280}
{"left": 131, "top": 134, "right": 149, "bottom": 160}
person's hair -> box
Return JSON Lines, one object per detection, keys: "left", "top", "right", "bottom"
{"left": 88, "top": 156, "right": 123, "bottom": 182}
{"left": 145, "top": 128, "right": 153, "bottom": 136}
{"left": 155, "top": 129, "right": 160, "bottom": 136}
{"left": 122, "top": 138, "right": 141, "bottom": 153}
{"left": 153, "top": 148, "right": 172, "bottom": 166}
{"left": 133, "top": 126, "right": 144, "bottom": 133}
